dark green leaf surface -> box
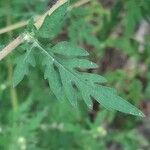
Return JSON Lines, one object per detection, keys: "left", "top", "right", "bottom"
{"left": 13, "top": 46, "right": 36, "bottom": 86}
{"left": 42, "top": 41, "right": 144, "bottom": 117}
{"left": 36, "top": 2, "right": 68, "bottom": 39}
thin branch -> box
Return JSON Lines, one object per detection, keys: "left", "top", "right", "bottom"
{"left": 0, "top": 21, "right": 28, "bottom": 35}
{"left": 0, "top": 0, "right": 67, "bottom": 61}
{"left": 69, "top": 0, "right": 90, "bottom": 9}
{"left": 0, "top": 0, "right": 91, "bottom": 35}
{"left": 0, "top": 35, "right": 24, "bottom": 61}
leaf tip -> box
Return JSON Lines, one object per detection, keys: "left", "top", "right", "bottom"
{"left": 84, "top": 51, "right": 89, "bottom": 56}
{"left": 129, "top": 110, "right": 145, "bottom": 117}
{"left": 138, "top": 111, "right": 145, "bottom": 117}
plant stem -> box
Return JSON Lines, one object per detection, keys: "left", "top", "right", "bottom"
{"left": 7, "top": 59, "right": 18, "bottom": 112}
{"left": 0, "top": 21, "right": 28, "bottom": 35}
{"left": 5, "top": 0, "right": 18, "bottom": 112}
{"left": 0, "top": 35, "right": 25, "bottom": 61}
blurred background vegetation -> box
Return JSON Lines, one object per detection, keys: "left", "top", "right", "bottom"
{"left": 0, "top": 0, "right": 150, "bottom": 149}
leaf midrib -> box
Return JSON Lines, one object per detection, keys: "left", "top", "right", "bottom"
{"left": 36, "top": 41, "right": 98, "bottom": 92}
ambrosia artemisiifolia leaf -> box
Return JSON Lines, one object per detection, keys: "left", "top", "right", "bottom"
{"left": 42, "top": 41, "right": 144, "bottom": 117}
{"left": 13, "top": 1, "right": 145, "bottom": 117}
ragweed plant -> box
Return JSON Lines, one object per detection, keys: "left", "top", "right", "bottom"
{"left": 0, "top": 0, "right": 145, "bottom": 117}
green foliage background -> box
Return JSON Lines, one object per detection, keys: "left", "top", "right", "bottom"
{"left": 0, "top": 0, "right": 150, "bottom": 150}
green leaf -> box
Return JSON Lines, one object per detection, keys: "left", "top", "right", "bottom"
{"left": 51, "top": 41, "right": 89, "bottom": 56}
{"left": 68, "top": 18, "right": 100, "bottom": 49}
{"left": 43, "top": 57, "right": 66, "bottom": 101}
{"left": 59, "top": 58, "right": 98, "bottom": 69}
{"left": 79, "top": 73, "right": 107, "bottom": 84}
{"left": 68, "top": 7, "right": 100, "bottom": 48}
{"left": 36, "top": 2, "right": 68, "bottom": 39}
{"left": 13, "top": 46, "right": 36, "bottom": 87}
{"left": 124, "top": 0, "right": 142, "bottom": 37}
{"left": 41, "top": 41, "right": 144, "bottom": 117}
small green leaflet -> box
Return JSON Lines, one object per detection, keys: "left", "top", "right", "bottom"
{"left": 36, "top": 2, "right": 68, "bottom": 39}
{"left": 13, "top": 45, "right": 36, "bottom": 87}
{"left": 124, "top": 0, "right": 142, "bottom": 37}
{"left": 41, "top": 41, "right": 144, "bottom": 117}
{"left": 68, "top": 8, "right": 100, "bottom": 48}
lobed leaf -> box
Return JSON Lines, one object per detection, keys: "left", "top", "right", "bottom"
{"left": 41, "top": 41, "right": 145, "bottom": 117}
{"left": 12, "top": 2, "right": 145, "bottom": 117}
{"left": 51, "top": 41, "right": 89, "bottom": 56}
